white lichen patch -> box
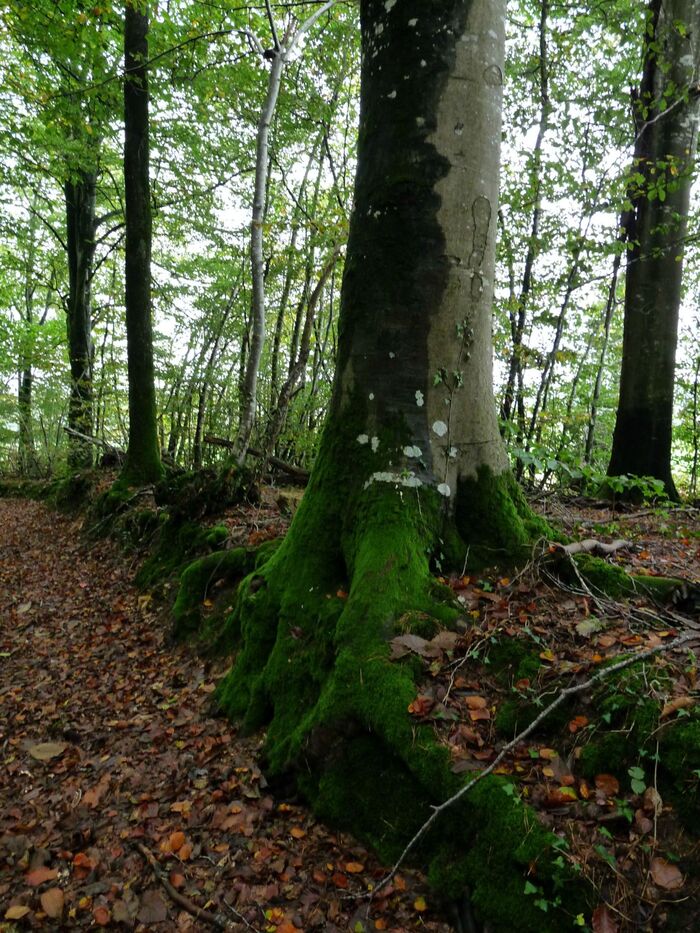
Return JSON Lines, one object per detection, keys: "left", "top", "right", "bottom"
{"left": 448, "top": 446, "right": 458, "bottom": 458}
{"left": 387, "top": 90, "right": 397, "bottom": 99}
{"left": 437, "top": 483, "right": 451, "bottom": 497}
{"left": 357, "top": 434, "right": 369, "bottom": 445}
{"left": 432, "top": 420, "right": 448, "bottom": 437}
{"left": 416, "top": 116, "right": 425, "bottom": 126}
{"left": 403, "top": 445, "right": 422, "bottom": 458}
{"left": 364, "top": 471, "right": 422, "bottom": 490}
{"left": 389, "top": 351, "right": 396, "bottom": 359}
{"left": 384, "top": 0, "right": 397, "bottom": 9}
{"left": 415, "top": 390, "right": 424, "bottom": 407}
{"left": 374, "top": 22, "right": 384, "bottom": 35}
{"left": 420, "top": 59, "right": 426, "bottom": 67}
{"left": 371, "top": 436, "right": 380, "bottom": 453}
{"left": 408, "top": 18, "right": 417, "bottom": 26}
{"left": 369, "top": 392, "right": 375, "bottom": 401}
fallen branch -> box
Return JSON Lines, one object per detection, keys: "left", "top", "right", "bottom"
{"left": 555, "top": 538, "right": 630, "bottom": 557}
{"left": 204, "top": 433, "right": 310, "bottom": 484}
{"left": 135, "top": 842, "right": 240, "bottom": 930}
{"left": 369, "top": 628, "right": 700, "bottom": 900}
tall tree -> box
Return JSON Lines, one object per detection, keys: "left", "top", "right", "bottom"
{"left": 211, "top": 3, "right": 553, "bottom": 925}
{"left": 608, "top": 0, "right": 700, "bottom": 499}
{"left": 121, "top": 0, "right": 163, "bottom": 484}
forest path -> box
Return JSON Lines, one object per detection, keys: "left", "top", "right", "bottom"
{"left": 0, "top": 498, "right": 445, "bottom": 931}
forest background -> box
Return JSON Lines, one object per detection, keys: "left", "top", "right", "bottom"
{"left": 1, "top": 0, "right": 699, "bottom": 497}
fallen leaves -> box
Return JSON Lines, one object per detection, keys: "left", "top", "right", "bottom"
{"left": 39, "top": 887, "right": 64, "bottom": 918}
{"left": 27, "top": 741, "right": 68, "bottom": 761}
{"left": 650, "top": 857, "right": 684, "bottom": 890}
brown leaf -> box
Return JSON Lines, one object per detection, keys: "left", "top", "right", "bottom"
{"left": 468, "top": 707, "right": 490, "bottom": 722}
{"left": 390, "top": 634, "right": 429, "bottom": 659}
{"left": 4, "top": 905, "right": 31, "bottom": 921}
{"left": 407, "top": 696, "right": 434, "bottom": 717}
{"left": 169, "top": 831, "right": 186, "bottom": 852}
{"left": 592, "top": 904, "right": 619, "bottom": 933}
{"left": 465, "top": 695, "right": 487, "bottom": 709}
{"left": 331, "top": 872, "right": 348, "bottom": 889}
{"left": 345, "top": 861, "right": 364, "bottom": 873}
{"left": 40, "top": 888, "right": 64, "bottom": 919}
{"left": 660, "top": 696, "right": 694, "bottom": 718}
{"left": 28, "top": 741, "right": 68, "bottom": 761}
{"left": 650, "top": 857, "right": 684, "bottom": 890}
{"left": 25, "top": 866, "right": 58, "bottom": 886}
{"left": 137, "top": 888, "right": 168, "bottom": 924}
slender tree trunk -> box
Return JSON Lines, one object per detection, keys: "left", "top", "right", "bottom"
{"left": 65, "top": 172, "right": 97, "bottom": 468}
{"left": 121, "top": 0, "right": 163, "bottom": 485}
{"left": 585, "top": 247, "right": 623, "bottom": 464}
{"left": 691, "top": 353, "right": 700, "bottom": 497}
{"left": 501, "top": 0, "right": 550, "bottom": 426}
{"left": 608, "top": 0, "right": 700, "bottom": 499}
{"left": 234, "top": 51, "right": 286, "bottom": 464}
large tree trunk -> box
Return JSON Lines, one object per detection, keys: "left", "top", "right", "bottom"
{"left": 205, "top": 2, "right": 561, "bottom": 927}
{"left": 121, "top": 0, "right": 163, "bottom": 485}
{"left": 607, "top": 0, "right": 700, "bottom": 499}
{"left": 65, "top": 173, "right": 97, "bottom": 469}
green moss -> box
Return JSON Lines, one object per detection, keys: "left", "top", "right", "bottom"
{"left": 488, "top": 637, "right": 542, "bottom": 686}
{"left": 660, "top": 715, "right": 700, "bottom": 827}
{"left": 205, "top": 525, "right": 229, "bottom": 548}
{"left": 50, "top": 470, "right": 97, "bottom": 512}
{"left": 569, "top": 554, "right": 683, "bottom": 601}
{"left": 172, "top": 547, "right": 255, "bottom": 641}
{"left": 455, "top": 467, "right": 553, "bottom": 568}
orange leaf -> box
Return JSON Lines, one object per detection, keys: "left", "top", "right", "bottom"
{"left": 375, "top": 920, "right": 388, "bottom": 931}
{"left": 93, "top": 906, "right": 111, "bottom": 926}
{"left": 413, "top": 896, "right": 428, "bottom": 912}
{"left": 345, "top": 861, "right": 364, "bottom": 873}
{"left": 290, "top": 827, "right": 306, "bottom": 839}
{"left": 468, "top": 707, "right": 490, "bottom": 721}
{"left": 394, "top": 874, "right": 406, "bottom": 891}
{"left": 465, "top": 695, "right": 487, "bottom": 709}
{"left": 4, "top": 906, "right": 31, "bottom": 920}
{"left": 40, "top": 888, "right": 64, "bottom": 919}
{"left": 331, "top": 872, "right": 348, "bottom": 888}
{"left": 169, "top": 831, "right": 186, "bottom": 852}
{"left": 594, "top": 773, "right": 620, "bottom": 796}
{"left": 568, "top": 715, "right": 589, "bottom": 733}
{"left": 169, "top": 871, "right": 185, "bottom": 889}
{"left": 276, "top": 924, "right": 298, "bottom": 933}
{"left": 178, "top": 842, "right": 193, "bottom": 861}
{"left": 408, "top": 696, "right": 434, "bottom": 717}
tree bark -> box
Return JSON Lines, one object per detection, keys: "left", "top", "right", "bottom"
{"left": 64, "top": 172, "right": 98, "bottom": 469}
{"left": 204, "top": 4, "right": 557, "bottom": 925}
{"left": 121, "top": 0, "right": 163, "bottom": 485}
{"left": 608, "top": 0, "right": 700, "bottom": 499}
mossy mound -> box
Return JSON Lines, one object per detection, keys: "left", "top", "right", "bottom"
{"left": 154, "top": 465, "right": 258, "bottom": 522}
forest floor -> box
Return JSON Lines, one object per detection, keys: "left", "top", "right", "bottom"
{"left": 0, "top": 496, "right": 449, "bottom": 932}
{"left": 1, "top": 490, "right": 700, "bottom": 931}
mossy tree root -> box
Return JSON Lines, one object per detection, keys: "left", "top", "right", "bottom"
{"left": 213, "top": 479, "right": 588, "bottom": 931}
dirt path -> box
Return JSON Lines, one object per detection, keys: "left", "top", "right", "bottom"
{"left": 0, "top": 499, "right": 446, "bottom": 931}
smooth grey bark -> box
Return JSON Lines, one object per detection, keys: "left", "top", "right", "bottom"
{"left": 233, "top": 0, "right": 337, "bottom": 465}
{"left": 608, "top": 0, "right": 700, "bottom": 498}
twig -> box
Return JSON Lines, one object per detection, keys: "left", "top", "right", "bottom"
{"left": 367, "top": 629, "right": 700, "bottom": 901}
{"left": 135, "top": 842, "right": 239, "bottom": 930}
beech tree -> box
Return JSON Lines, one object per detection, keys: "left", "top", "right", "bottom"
{"left": 212, "top": 1, "right": 555, "bottom": 919}
{"left": 608, "top": 0, "right": 700, "bottom": 499}
{"left": 121, "top": 0, "right": 163, "bottom": 485}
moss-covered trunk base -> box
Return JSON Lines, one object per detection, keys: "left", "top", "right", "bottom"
{"left": 202, "top": 474, "right": 589, "bottom": 931}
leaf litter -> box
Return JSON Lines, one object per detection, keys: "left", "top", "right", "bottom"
{"left": 0, "top": 498, "right": 448, "bottom": 931}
